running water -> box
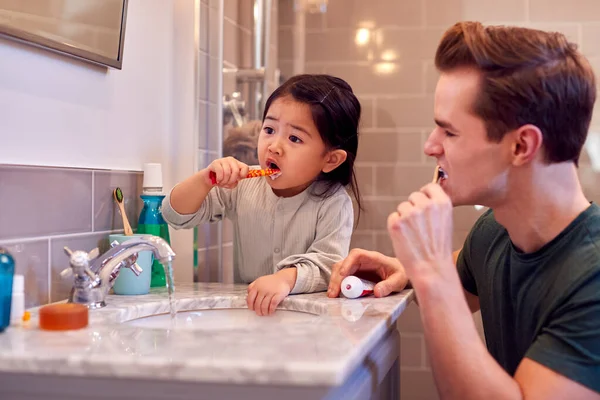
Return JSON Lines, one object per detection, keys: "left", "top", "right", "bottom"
{"left": 162, "top": 261, "right": 177, "bottom": 322}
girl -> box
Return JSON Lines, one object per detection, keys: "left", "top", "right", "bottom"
{"left": 163, "top": 74, "right": 362, "bottom": 315}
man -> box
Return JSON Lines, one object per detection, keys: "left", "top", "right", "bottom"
{"left": 328, "top": 22, "right": 600, "bottom": 398}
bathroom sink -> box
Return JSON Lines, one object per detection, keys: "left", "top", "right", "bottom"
{"left": 123, "top": 308, "right": 319, "bottom": 330}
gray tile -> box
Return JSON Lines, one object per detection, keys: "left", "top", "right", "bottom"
{"left": 278, "top": 0, "right": 295, "bottom": 26}
{"left": 0, "top": 165, "right": 92, "bottom": 240}
{"left": 49, "top": 233, "right": 111, "bottom": 302}
{"left": 208, "top": 56, "right": 220, "bottom": 103}
{"left": 208, "top": 222, "right": 221, "bottom": 247}
{"left": 198, "top": 101, "right": 209, "bottom": 149}
{"left": 400, "top": 334, "right": 423, "bottom": 368}
{"left": 222, "top": 244, "right": 234, "bottom": 283}
{"left": 223, "top": 19, "right": 239, "bottom": 65}
{"left": 199, "top": 2, "right": 209, "bottom": 52}
{"left": 209, "top": 5, "right": 220, "bottom": 58}
{"left": 93, "top": 170, "right": 142, "bottom": 232}
{"left": 0, "top": 240, "right": 49, "bottom": 308}
{"left": 196, "top": 222, "right": 221, "bottom": 249}
{"left": 195, "top": 247, "right": 220, "bottom": 283}
{"left": 196, "top": 223, "right": 209, "bottom": 250}
{"left": 208, "top": 102, "right": 220, "bottom": 151}
{"left": 350, "top": 232, "right": 375, "bottom": 251}
{"left": 397, "top": 302, "right": 424, "bottom": 333}
{"left": 400, "top": 369, "right": 439, "bottom": 400}
{"left": 222, "top": 219, "right": 233, "bottom": 242}
{"left": 238, "top": 0, "right": 253, "bottom": 31}
{"left": 198, "top": 52, "right": 209, "bottom": 101}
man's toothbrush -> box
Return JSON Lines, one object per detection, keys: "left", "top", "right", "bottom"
{"left": 209, "top": 168, "right": 281, "bottom": 185}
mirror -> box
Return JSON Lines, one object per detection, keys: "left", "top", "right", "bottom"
{"left": 221, "top": 0, "right": 274, "bottom": 166}
{"left": 0, "top": 0, "right": 128, "bottom": 69}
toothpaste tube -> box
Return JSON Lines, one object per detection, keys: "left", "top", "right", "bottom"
{"left": 341, "top": 276, "right": 375, "bottom": 299}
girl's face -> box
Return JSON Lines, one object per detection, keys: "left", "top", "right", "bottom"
{"left": 258, "top": 96, "right": 346, "bottom": 197}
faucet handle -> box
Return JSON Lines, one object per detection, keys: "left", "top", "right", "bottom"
{"left": 109, "top": 241, "right": 143, "bottom": 276}
{"left": 62, "top": 246, "right": 99, "bottom": 281}
{"left": 60, "top": 264, "right": 96, "bottom": 281}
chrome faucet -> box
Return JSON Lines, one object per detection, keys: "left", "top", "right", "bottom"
{"left": 61, "top": 236, "right": 176, "bottom": 309}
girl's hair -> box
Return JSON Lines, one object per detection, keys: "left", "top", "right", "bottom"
{"left": 262, "top": 74, "right": 363, "bottom": 219}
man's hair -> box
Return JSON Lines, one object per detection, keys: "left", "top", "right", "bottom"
{"left": 435, "top": 21, "right": 596, "bottom": 165}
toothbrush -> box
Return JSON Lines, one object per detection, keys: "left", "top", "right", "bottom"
{"left": 209, "top": 168, "right": 281, "bottom": 185}
{"left": 113, "top": 187, "right": 134, "bottom": 236}
{"left": 432, "top": 166, "right": 447, "bottom": 183}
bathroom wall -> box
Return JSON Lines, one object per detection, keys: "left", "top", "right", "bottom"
{"left": 279, "top": 0, "right": 600, "bottom": 399}
{"left": 0, "top": 0, "right": 208, "bottom": 307}
{"left": 0, "top": 0, "right": 171, "bottom": 171}
{"left": 194, "top": 0, "right": 224, "bottom": 283}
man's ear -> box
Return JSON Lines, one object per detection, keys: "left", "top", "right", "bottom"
{"left": 511, "top": 124, "right": 543, "bottom": 166}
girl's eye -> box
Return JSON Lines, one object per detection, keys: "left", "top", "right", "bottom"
{"left": 444, "top": 130, "right": 456, "bottom": 137}
{"left": 289, "top": 135, "right": 303, "bottom": 144}
{"left": 264, "top": 127, "right": 274, "bottom": 134}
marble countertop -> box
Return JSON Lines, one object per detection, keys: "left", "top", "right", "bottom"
{"left": 0, "top": 283, "right": 413, "bottom": 386}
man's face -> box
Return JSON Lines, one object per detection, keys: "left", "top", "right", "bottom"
{"left": 425, "top": 68, "right": 514, "bottom": 207}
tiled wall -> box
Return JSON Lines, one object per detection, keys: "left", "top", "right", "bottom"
{"left": 195, "top": 0, "right": 223, "bottom": 283}
{"left": 278, "top": 0, "right": 600, "bottom": 399}
{"left": 0, "top": 164, "right": 142, "bottom": 308}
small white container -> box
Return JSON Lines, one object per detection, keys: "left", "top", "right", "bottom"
{"left": 341, "top": 276, "right": 375, "bottom": 299}
{"left": 142, "top": 163, "right": 164, "bottom": 194}
{"left": 10, "top": 274, "right": 24, "bottom": 326}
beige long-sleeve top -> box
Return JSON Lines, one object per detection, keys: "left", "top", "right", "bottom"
{"left": 162, "top": 177, "right": 354, "bottom": 294}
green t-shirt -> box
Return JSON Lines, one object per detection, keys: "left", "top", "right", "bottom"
{"left": 457, "top": 204, "right": 600, "bottom": 393}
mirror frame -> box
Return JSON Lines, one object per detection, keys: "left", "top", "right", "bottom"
{"left": 0, "top": 0, "right": 128, "bottom": 69}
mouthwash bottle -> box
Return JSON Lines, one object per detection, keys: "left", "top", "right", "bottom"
{"left": 0, "top": 248, "right": 15, "bottom": 332}
{"left": 138, "top": 163, "right": 171, "bottom": 287}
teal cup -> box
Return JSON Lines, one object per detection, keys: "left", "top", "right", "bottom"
{"left": 108, "top": 233, "right": 153, "bottom": 295}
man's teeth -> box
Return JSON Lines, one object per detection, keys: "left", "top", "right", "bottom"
{"left": 438, "top": 167, "right": 447, "bottom": 180}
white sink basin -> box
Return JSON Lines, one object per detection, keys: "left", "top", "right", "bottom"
{"left": 123, "top": 308, "right": 319, "bottom": 330}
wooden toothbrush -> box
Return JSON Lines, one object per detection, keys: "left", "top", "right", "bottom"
{"left": 432, "top": 166, "right": 441, "bottom": 183}
{"left": 113, "top": 187, "right": 134, "bottom": 236}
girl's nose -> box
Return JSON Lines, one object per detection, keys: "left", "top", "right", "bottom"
{"left": 268, "top": 136, "right": 283, "bottom": 155}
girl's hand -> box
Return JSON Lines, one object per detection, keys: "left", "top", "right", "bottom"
{"left": 247, "top": 271, "right": 294, "bottom": 316}
{"left": 203, "top": 157, "right": 249, "bottom": 189}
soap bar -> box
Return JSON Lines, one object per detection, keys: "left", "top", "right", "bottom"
{"left": 39, "top": 303, "right": 88, "bottom": 331}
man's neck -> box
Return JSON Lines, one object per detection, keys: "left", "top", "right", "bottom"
{"left": 492, "top": 162, "right": 590, "bottom": 253}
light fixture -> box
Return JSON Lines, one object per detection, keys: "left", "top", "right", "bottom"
{"left": 380, "top": 50, "right": 397, "bottom": 62}
{"left": 374, "top": 62, "right": 396, "bottom": 75}
{"left": 294, "top": 0, "right": 329, "bottom": 14}
{"left": 355, "top": 28, "right": 370, "bottom": 46}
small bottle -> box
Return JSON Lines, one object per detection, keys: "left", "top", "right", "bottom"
{"left": 0, "top": 248, "right": 15, "bottom": 332}
{"left": 10, "top": 274, "right": 24, "bottom": 326}
{"left": 341, "top": 276, "right": 375, "bottom": 299}
{"left": 137, "top": 163, "right": 171, "bottom": 287}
